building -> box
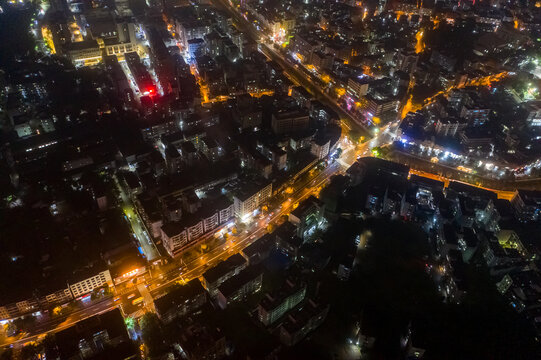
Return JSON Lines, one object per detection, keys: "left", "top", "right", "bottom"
{"left": 63, "top": 21, "right": 138, "bottom": 67}
{"left": 258, "top": 145, "right": 287, "bottom": 171}
{"left": 291, "top": 34, "right": 319, "bottom": 63}
{"left": 238, "top": 143, "right": 273, "bottom": 179}
{"left": 201, "top": 136, "right": 222, "bottom": 162}
{"left": 161, "top": 220, "right": 190, "bottom": 257}
{"left": 135, "top": 194, "right": 163, "bottom": 239}
{"left": 311, "top": 51, "right": 334, "bottom": 70}
{"left": 279, "top": 300, "right": 329, "bottom": 346}
{"left": 352, "top": 157, "right": 410, "bottom": 184}
{"left": 395, "top": 50, "right": 418, "bottom": 73}
{"left": 139, "top": 114, "right": 179, "bottom": 143}
{"left": 177, "top": 321, "right": 227, "bottom": 360}
{"left": 0, "top": 286, "right": 74, "bottom": 321}
{"left": 103, "top": 55, "right": 131, "bottom": 98}
{"left": 271, "top": 110, "right": 310, "bottom": 134}
{"left": 126, "top": 52, "right": 156, "bottom": 95}
{"left": 364, "top": 94, "right": 399, "bottom": 120}
{"left": 233, "top": 179, "right": 272, "bottom": 219}
{"left": 103, "top": 22, "right": 137, "bottom": 57}
{"left": 154, "top": 279, "right": 207, "bottom": 323}
{"left": 201, "top": 253, "right": 248, "bottom": 298}
{"left": 434, "top": 117, "right": 467, "bottom": 137}
{"left": 290, "top": 86, "right": 311, "bottom": 108}
{"left": 288, "top": 196, "right": 325, "bottom": 240}
{"left": 525, "top": 101, "right": 541, "bottom": 127}
{"left": 69, "top": 269, "right": 113, "bottom": 298}
{"left": 463, "top": 106, "right": 490, "bottom": 127}
{"left": 310, "top": 101, "right": 339, "bottom": 125}
{"left": 188, "top": 38, "right": 206, "bottom": 58}
{"left": 54, "top": 308, "right": 137, "bottom": 360}
{"left": 161, "top": 197, "right": 234, "bottom": 257}
{"left": 347, "top": 76, "right": 370, "bottom": 99}
{"left": 430, "top": 50, "right": 457, "bottom": 72}
{"left": 511, "top": 190, "right": 541, "bottom": 222}
{"left": 310, "top": 136, "right": 330, "bottom": 160}
{"left": 497, "top": 230, "right": 528, "bottom": 258}
{"left": 258, "top": 279, "right": 307, "bottom": 326}
{"left": 241, "top": 233, "right": 276, "bottom": 264}
{"left": 64, "top": 41, "right": 102, "bottom": 67}
{"left": 459, "top": 128, "right": 493, "bottom": 150}
{"left": 176, "top": 20, "right": 212, "bottom": 49}
{"left": 216, "top": 265, "right": 264, "bottom": 309}
{"left": 496, "top": 270, "right": 541, "bottom": 314}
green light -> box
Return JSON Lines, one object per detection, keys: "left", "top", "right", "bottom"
{"left": 125, "top": 316, "right": 135, "bottom": 330}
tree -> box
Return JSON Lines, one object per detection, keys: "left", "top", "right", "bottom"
{"left": 19, "top": 344, "right": 39, "bottom": 360}
{"left": 140, "top": 313, "right": 166, "bottom": 357}
{"left": 41, "top": 333, "right": 59, "bottom": 359}
{"left": 124, "top": 316, "right": 135, "bottom": 332}
{"left": 13, "top": 316, "right": 36, "bottom": 333}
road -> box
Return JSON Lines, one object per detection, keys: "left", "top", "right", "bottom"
{"left": 119, "top": 60, "right": 142, "bottom": 102}
{"left": 212, "top": 0, "right": 371, "bottom": 139}
{"left": 219, "top": 0, "right": 526, "bottom": 195}
{"left": 150, "top": 139, "right": 359, "bottom": 298}
{"left": 3, "top": 297, "right": 115, "bottom": 348}
{"left": 1, "top": 140, "right": 358, "bottom": 348}
{"left": 114, "top": 175, "right": 160, "bottom": 261}
{"left": 2, "top": 1, "right": 393, "bottom": 348}
{"left": 3, "top": 120, "right": 498, "bottom": 349}
{"left": 408, "top": 169, "right": 516, "bottom": 200}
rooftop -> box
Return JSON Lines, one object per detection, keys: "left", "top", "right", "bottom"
{"left": 259, "top": 279, "right": 306, "bottom": 312}
{"left": 55, "top": 308, "right": 133, "bottom": 360}
{"left": 202, "top": 253, "right": 247, "bottom": 285}
{"left": 290, "top": 195, "right": 323, "bottom": 219}
{"left": 154, "top": 279, "right": 205, "bottom": 315}
{"left": 218, "top": 264, "right": 263, "bottom": 298}
{"left": 242, "top": 233, "right": 276, "bottom": 259}
{"left": 233, "top": 178, "right": 272, "bottom": 202}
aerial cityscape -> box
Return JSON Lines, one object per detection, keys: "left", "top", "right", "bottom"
{"left": 1, "top": 0, "right": 541, "bottom": 358}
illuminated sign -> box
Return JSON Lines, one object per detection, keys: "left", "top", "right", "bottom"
{"left": 122, "top": 269, "right": 140, "bottom": 278}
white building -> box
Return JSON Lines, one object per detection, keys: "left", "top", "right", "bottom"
{"left": 161, "top": 196, "right": 235, "bottom": 257}
{"left": 69, "top": 270, "right": 113, "bottom": 298}
{"left": 311, "top": 138, "right": 330, "bottom": 160}
{"left": 233, "top": 181, "right": 272, "bottom": 219}
{"left": 347, "top": 76, "right": 370, "bottom": 99}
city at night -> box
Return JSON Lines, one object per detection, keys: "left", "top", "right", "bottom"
{"left": 1, "top": 0, "right": 541, "bottom": 358}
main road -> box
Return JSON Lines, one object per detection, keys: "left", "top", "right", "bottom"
{"left": 114, "top": 175, "right": 160, "bottom": 261}
{"left": 1, "top": 139, "right": 364, "bottom": 348}
{"left": 2, "top": 2, "right": 389, "bottom": 348}
{"left": 211, "top": 0, "right": 372, "bottom": 139}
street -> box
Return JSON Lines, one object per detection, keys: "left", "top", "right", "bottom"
{"left": 0, "top": 0, "right": 400, "bottom": 348}
{"left": 115, "top": 175, "right": 160, "bottom": 261}
{"left": 213, "top": 0, "right": 371, "bottom": 139}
